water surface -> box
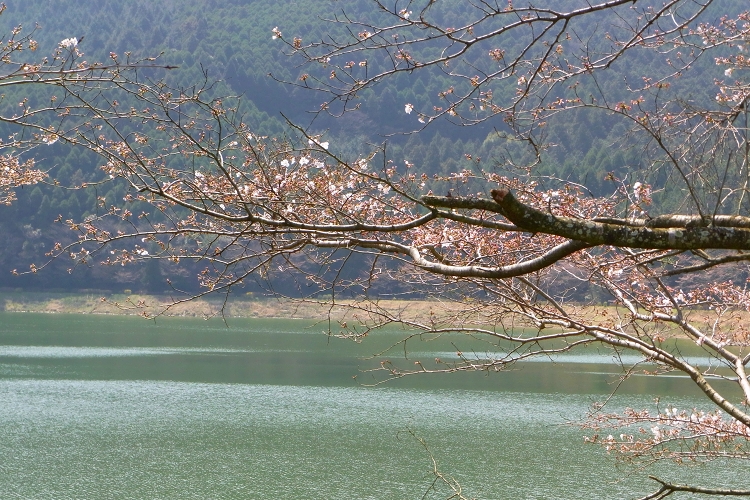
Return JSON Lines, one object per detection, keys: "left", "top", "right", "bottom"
{"left": 0, "top": 313, "right": 746, "bottom": 499}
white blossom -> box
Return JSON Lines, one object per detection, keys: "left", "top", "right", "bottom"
{"left": 42, "top": 134, "right": 59, "bottom": 146}
{"left": 542, "top": 190, "right": 560, "bottom": 202}
{"left": 59, "top": 37, "right": 78, "bottom": 49}
{"left": 651, "top": 426, "right": 661, "bottom": 442}
{"left": 404, "top": 103, "right": 413, "bottom": 114}
{"left": 607, "top": 268, "right": 623, "bottom": 278}
{"left": 633, "top": 181, "right": 642, "bottom": 199}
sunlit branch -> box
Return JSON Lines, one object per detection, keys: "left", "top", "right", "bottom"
{"left": 640, "top": 476, "right": 750, "bottom": 500}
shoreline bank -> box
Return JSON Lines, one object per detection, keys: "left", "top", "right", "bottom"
{"left": 0, "top": 291, "right": 444, "bottom": 322}
{"left": 0, "top": 292, "right": 725, "bottom": 340}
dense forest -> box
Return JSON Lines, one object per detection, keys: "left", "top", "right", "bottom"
{"left": 0, "top": 0, "right": 743, "bottom": 293}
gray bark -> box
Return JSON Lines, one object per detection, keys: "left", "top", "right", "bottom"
{"left": 421, "top": 190, "right": 750, "bottom": 251}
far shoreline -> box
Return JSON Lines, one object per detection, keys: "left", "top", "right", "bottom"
{"left": 0, "top": 290, "right": 445, "bottom": 322}
{"left": 0, "top": 291, "right": 727, "bottom": 340}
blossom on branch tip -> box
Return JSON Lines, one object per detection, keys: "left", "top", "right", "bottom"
{"left": 59, "top": 37, "right": 78, "bottom": 49}
{"left": 404, "top": 103, "right": 413, "bottom": 114}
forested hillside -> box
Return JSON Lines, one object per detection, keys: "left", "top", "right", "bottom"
{"left": 0, "top": 0, "right": 742, "bottom": 292}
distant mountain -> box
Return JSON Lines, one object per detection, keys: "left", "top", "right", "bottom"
{"left": 0, "top": 0, "right": 743, "bottom": 292}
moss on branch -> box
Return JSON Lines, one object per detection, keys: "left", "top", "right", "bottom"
{"left": 422, "top": 190, "right": 750, "bottom": 251}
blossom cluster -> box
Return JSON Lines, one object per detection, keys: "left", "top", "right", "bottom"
{"left": 59, "top": 37, "right": 78, "bottom": 49}
{"left": 0, "top": 155, "right": 44, "bottom": 205}
{"left": 587, "top": 405, "right": 750, "bottom": 465}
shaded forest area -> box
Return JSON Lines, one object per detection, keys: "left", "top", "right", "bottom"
{"left": 0, "top": 0, "right": 741, "bottom": 293}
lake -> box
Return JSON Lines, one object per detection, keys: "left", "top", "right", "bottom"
{"left": 0, "top": 313, "right": 746, "bottom": 499}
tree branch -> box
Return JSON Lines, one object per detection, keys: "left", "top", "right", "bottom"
{"left": 639, "top": 476, "right": 750, "bottom": 499}
{"left": 425, "top": 190, "right": 750, "bottom": 251}
{"left": 314, "top": 237, "right": 592, "bottom": 278}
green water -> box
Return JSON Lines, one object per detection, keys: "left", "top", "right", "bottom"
{"left": 0, "top": 313, "right": 746, "bottom": 499}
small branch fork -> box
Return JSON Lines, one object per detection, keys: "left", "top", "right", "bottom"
{"left": 404, "top": 429, "right": 472, "bottom": 500}
{"left": 639, "top": 476, "right": 750, "bottom": 500}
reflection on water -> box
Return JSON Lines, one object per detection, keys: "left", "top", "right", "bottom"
{"left": 412, "top": 350, "right": 719, "bottom": 366}
{"left": 0, "top": 313, "right": 747, "bottom": 499}
{"left": 0, "top": 345, "right": 298, "bottom": 357}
